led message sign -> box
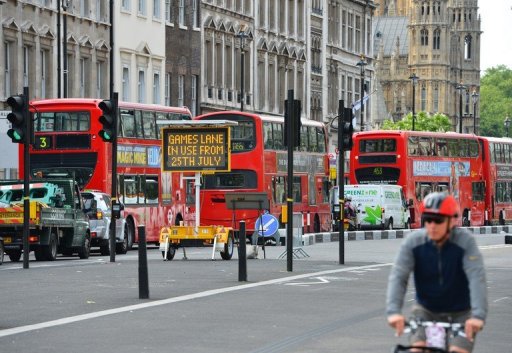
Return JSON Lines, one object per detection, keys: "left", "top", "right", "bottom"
{"left": 162, "top": 127, "right": 230, "bottom": 172}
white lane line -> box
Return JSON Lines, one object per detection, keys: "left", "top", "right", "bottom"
{"left": 0, "top": 262, "right": 393, "bottom": 338}
{"left": 479, "top": 244, "right": 512, "bottom": 250}
{"left": 493, "top": 297, "right": 510, "bottom": 303}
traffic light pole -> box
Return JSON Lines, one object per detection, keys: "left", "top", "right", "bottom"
{"left": 109, "top": 92, "right": 118, "bottom": 263}
{"left": 23, "top": 86, "right": 30, "bottom": 269}
{"left": 337, "top": 100, "right": 345, "bottom": 265}
{"left": 286, "top": 90, "right": 294, "bottom": 272}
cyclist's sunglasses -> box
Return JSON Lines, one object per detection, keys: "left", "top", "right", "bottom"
{"left": 422, "top": 214, "right": 447, "bottom": 224}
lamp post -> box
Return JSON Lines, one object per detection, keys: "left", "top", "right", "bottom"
{"left": 472, "top": 89, "right": 479, "bottom": 134}
{"left": 505, "top": 116, "right": 511, "bottom": 138}
{"left": 356, "top": 55, "right": 367, "bottom": 131}
{"left": 62, "top": 0, "right": 71, "bottom": 98}
{"left": 409, "top": 73, "right": 419, "bottom": 131}
{"left": 235, "top": 25, "right": 249, "bottom": 112}
{"left": 456, "top": 82, "right": 467, "bottom": 133}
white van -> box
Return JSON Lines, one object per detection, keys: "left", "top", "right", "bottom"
{"left": 331, "top": 184, "right": 411, "bottom": 230}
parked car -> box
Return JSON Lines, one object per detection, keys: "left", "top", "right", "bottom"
{"left": 81, "top": 191, "right": 128, "bottom": 255}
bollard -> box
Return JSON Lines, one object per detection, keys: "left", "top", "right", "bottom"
{"left": 238, "top": 221, "right": 247, "bottom": 281}
{"left": 138, "top": 225, "right": 149, "bottom": 299}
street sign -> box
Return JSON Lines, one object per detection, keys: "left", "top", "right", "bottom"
{"left": 254, "top": 213, "right": 279, "bottom": 237}
{"left": 162, "top": 127, "right": 231, "bottom": 172}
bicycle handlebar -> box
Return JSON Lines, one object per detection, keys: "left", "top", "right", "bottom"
{"left": 404, "top": 318, "right": 466, "bottom": 338}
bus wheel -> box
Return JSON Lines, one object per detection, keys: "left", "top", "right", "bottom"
{"left": 314, "top": 214, "right": 320, "bottom": 233}
{"left": 220, "top": 232, "right": 234, "bottom": 260}
{"left": 462, "top": 210, "right": 471, "bottom": 227}
{"left": 162, "top": 246, "right": 176, "bottom": 261}
{"left": 126, "top": 220, "right": 135, "bottom": 250}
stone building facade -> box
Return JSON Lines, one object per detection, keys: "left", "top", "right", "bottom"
{"left": 372, "top": 0, "right": 481, "bottom": 133}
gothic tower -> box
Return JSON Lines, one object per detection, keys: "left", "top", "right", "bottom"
{"left": 409, "top": 0, "right": 481, "bottom": 132}
{"left": 374, "top": 0, "right": 481, "bottom": 132}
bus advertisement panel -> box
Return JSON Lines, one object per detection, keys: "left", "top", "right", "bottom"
{"left": 349, "top": 131, "right": 485, "bottom": 228}
{"left": 478, "top": 137, "right": 512, "bottom": 225}
{"left": 193, "top": 111, "right": 332, "bottom": 239}
{"left": 19, "top": 98, "right": 192, "bottom": 246}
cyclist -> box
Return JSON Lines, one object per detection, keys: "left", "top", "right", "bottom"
{"left": 386, "top": 192, "right": 488, "bottom": 353}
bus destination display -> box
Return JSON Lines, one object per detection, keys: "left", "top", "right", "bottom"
{"left": 162, "top": 127, "right": 230, "bottom": 172}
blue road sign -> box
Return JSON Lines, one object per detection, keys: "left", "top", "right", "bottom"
{"left": 255, "top": 214, "right": 279, "bottom": 237}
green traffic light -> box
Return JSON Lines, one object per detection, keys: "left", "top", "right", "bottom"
{"left": 7, "top": 129, "right": 24, "bottom": 142}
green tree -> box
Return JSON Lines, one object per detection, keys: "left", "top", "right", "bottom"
{"left": 381, "top": 112, "right": 452, "bottom": 132}
{"left": 480, "top": 65, "right": 512, "bottom": 137}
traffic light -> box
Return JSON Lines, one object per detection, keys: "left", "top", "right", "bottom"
{"left": 98, "top": 98, "right": 117, "bottom": 143}
{"left": 342, "top": 107, "right": 354, "bottom": 150}
{"left": 6, "top": 95, "right": 28, "bottom": 143}
{"left": 284, "top": 99, "right": 302, "bottom": 148}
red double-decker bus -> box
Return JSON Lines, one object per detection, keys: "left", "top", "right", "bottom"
{"left": 478, "top": 136, "right": 512, "bottom": 225}
{"left": 193, "top": 111, "right": 332, "bottom": 237}
{"left": 19, "top": 98, "right": 192, "bottom": 246}
{"left": 349, "top": 130, "right": 485, "bottom": 228}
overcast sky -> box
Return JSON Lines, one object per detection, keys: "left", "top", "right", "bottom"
{"left": 479, "top": 0, "right": 512, "bottom": 73}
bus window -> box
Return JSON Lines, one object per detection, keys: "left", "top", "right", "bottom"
{"left": 489, "top": 143, "right": 495, "bottom": 163}
{"left": 458, "top": 140, "right": 469, "bottom": 157}
{"left": 382, "top": 139, "right": 396, "bottom": 152}
{"left": 143, "top": 176, "right": 159, "bottom": 204}
{"left": 435, "top": 183, "right": 449, "bottom": 193}
{"left": 273, "top": 123, "right": 283, "bottom": 150}
{"left": 436, "top": 138, "right": 448, "bottom": 157}
{"left": 308, "top": 126, "right": 318, "bottom": 152}
{"left": 292, "top": 176, "right": 302, "bottom": 202}
{"left": 142, "top": 111, "right": 156, "bottom": 139}
{"left": 447, "top": 139, "right": 459, "bottom": 157}
{"left": 317, "top": 127, "right": 326, "bottom": 153}
{"left": 121, "top": 110, "right": 136, "bottom": 137}
{"left": 231, "top": 121, "right": 255, "bottom": 152}
{"left": 263, "top": 122, "right": 273, "bottom": 149}
{"left": 300, "top": 125, "right": 308, "bottom": 152}
{"left": 35, "top": 112, "right": 90, "bottom": 132}
{"left": 124, "top": 178, "right": 138, "bottom": 204}
{"left": 469, "top": 140, "right": 479, "bottom": 157}
{"left": 156, "top": 112, "right": 167, "bottom": 139}
{"left": 309, "top": 174, "right": 316, "bottom": 205}
{"left": 272, "top": 176, "right": 286, "bottom": 204}
{"left": 415, "top": 182, "right": 432, "bottom": 201}
{"left": 408, "top": 136, "right": 419, "bottom": 156}
{"left": 419, "top": 137, "right": 433, "bottom": 156}
{"left": 472, "top": 181, "right": 485, "bottom": 202}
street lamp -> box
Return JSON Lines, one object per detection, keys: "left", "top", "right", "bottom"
{"left": 235, "top": 25, "right": 250, "bottom": 112}
{"left": 62, "top": 0, "right": 72, "bottom": 98}
{"left": 505, "top": 116, "right": 511, "bottom": 138}
{"left": 456, "top": 82, "right": 467, "bottom": 133}
{"left": 409, "top": 73, "right": 419, "bottom": 131}
{"left": 356, "top": 55, "right": 367, "bottom": 131}
{"left": 471, "top": 89, "right": 479, "bottom": 134}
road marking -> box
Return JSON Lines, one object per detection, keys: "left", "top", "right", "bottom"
{"left": 285, "top": 276, "right": 330, "bottom": 286}
{"left": 493, "top": 297, "right": 510, "bottom": 303}
{"left": 0, "top": 262, "right": 393, "bottom": 338}
{"left": 479, "top": 244, "right": 512, "bottom": 250}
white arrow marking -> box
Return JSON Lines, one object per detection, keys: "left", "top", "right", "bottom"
{"left": 285, "top": 276, "right": 330, "bottom": 286}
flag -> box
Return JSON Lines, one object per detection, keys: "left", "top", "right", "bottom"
{"left": 351, "top": 94, "right": 370, "bottom": 115}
